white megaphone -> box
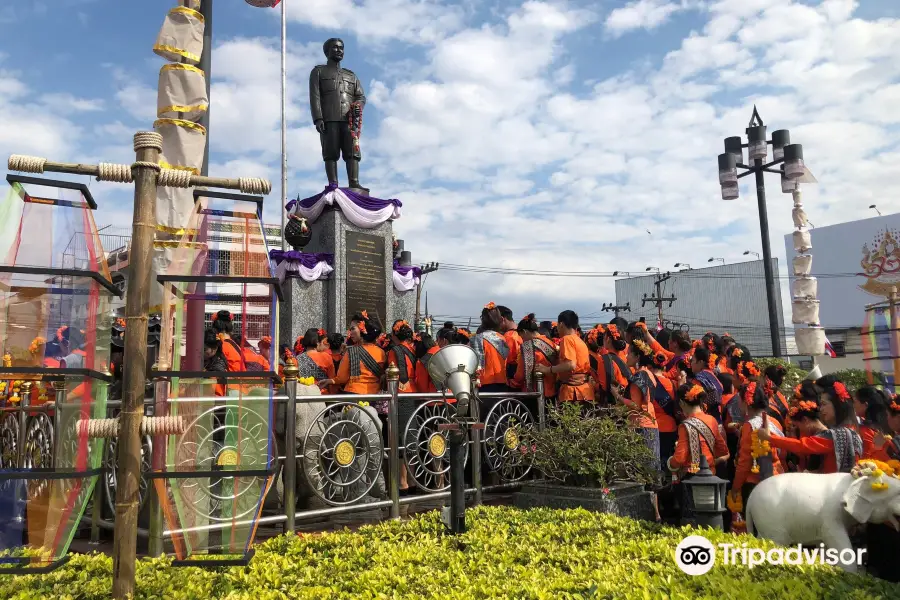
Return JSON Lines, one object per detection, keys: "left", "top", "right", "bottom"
{"left": 427, "top": 344, "right": 477, "bottom": 417}
{"left": 805, "top": 364, "right": 822, "bottom": 381}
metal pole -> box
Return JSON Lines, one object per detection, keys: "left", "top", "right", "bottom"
{"left": 280, "top": 0, "right": 287, "bottom": 251}
{"left": 471, "top": 400, "right": 482, "bottom": 506}
{"left": 90, "top": 473, "right": 103, "bottom": 545}
{"left": 414, "top": 282, "right": 422, "bottom": 329}
{"left": 447, "top": 430, "right": 466, "bottom": 533}
{"left": 112, "top": 132, "right": 160, "bottom": 599}
{"left": 386, "top": 364, "right": 401, "bottom": 519}
{"left": 16, "top": 382, "right": 31, "bottom": 467}
{"left": 282, "top": 361, "right": 299, "bottom": 533}
{"left": 754, "top": 158, "right": 782, "bottom": 357}
{"left": 890, "top": 287, "right": 900, "bottom": 388}
{"left": 184, "top": 0, "right": 212, "bottom": 372}
{"left": 52, "top": 380, "right": 65, "bottom": 468}
{"left": 536, "top": 373, "right": 546, "bottom": 431}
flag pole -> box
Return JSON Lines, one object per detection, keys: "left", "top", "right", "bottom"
{"left": 280, "top": 0, "right": 287, "bottom": 250}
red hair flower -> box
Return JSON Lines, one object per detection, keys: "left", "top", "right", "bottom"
{"left": 790, "top": 400, "right": 818, "bottom": 418}
{"left": 56, "top": 325, "right": 68, "bottom": 342}
{"left": 606, "top": 324, "right": 621, "bottom": 340}
{"left": 259, "top": 336, "right": 272, "bottom": 347}
{"left": 317, "top": 328, "right": 326, "bottom": 337}
{"left": 889, "top": 399, "right": 900, "bottom": 412}
{"left": 744, "top": 381, "right": 758, "bottom": 404}
{"left": 358, "top": 321, "right": 367, "bottom": 334}
{"left": 484, "top": 302, "right": 496, "bottom": 310}
{"left": 392, "top": 320, "right": 410, "bottom": 334}
{"left": 832, "top": 382, "right": 851, "bottom": 402}
{"left": 361, "top": 310, "right": 369, "bottom": 320}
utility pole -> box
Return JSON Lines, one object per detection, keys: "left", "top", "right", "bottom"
{"left": 414, "top": 262, "right": 439, "bottom": 327}
{"left": 642, "top": 272, "right": 676, "bottom": 324}
{"left": 601, "top": 302, "right": 631, "bottom": 318}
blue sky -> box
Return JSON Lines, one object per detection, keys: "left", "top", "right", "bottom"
{"left": 1, "top": 0, "right": 899, "bottom": 326}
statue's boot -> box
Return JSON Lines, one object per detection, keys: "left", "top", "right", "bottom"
{"left": 325, "top": 160, "right": 339, "bottom": 186}
{"left": 347, "top": 159, "right": 365, "bottom": 191}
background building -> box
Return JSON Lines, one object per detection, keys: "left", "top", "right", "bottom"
{"left": 614, "top": 260, "right": 787, "bottom": 358}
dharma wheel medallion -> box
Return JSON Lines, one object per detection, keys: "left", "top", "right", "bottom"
{"left": 334, "top": 440, "right": 356, "bottom": 466}
{"left": 428, "top": 433, "right": 447, "bottom": 458}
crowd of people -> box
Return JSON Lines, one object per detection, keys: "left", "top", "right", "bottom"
{"left": 212, "top": 300, "right": 899, "bottom": 578}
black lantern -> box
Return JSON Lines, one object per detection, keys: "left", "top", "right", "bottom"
{"left": 284, "top": 214, "right": 312, "bottom": 250}
{"left": 682, "top": 455, "right": 727, "bottom": 530}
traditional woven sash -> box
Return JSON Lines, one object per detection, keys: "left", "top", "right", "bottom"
{"left": 296, "top": 352, "right": 327, "bottom": 381}
{"left": 521, "top": 338, "right": 558, "bottom": 392}
{"left": 818, "top": 427, "right": 863, "bottom": 473}
{"left": 348, "top": 345, "right": 383, "bottom": 379}
{"left": 390, "top": 344, "right": 417, "bottom": 384}
{"left": 683, "top": 417, "right": 716, "bottom": 471}
{"left": 472, "top": 330, "right": 509, "bottom": 370}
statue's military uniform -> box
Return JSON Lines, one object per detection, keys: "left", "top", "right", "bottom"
{"left": 309, "top": 65, "right": 366, "bottom": 162}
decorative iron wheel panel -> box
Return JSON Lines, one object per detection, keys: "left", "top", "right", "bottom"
{"left": 402, "top": 400, "right": 467, "bottom": 493}
{"left": 0, "top": 413, "right": 19, "bottom": 469}
{"left": 301, "top": 403, "right": 383, "bottom": 506}
{"left": 103, "top": 435, "right": 152, "bottom": 515}
{"left": 173, "top": 404, "right": 269, "bottom": 523}
{"left": 483, "top": 397, "right": 535, "bottom": 482}
{"left": 22, "top": 413, "right": 54, "bottom": 470}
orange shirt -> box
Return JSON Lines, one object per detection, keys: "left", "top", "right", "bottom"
{"left": 594, "top": 352, "right": 629, "bottom": 400}
{"left": 241, "top": 347, "right": 270, "bottom": 372}
{"left": 415, "top": 346, "right": 440, "bottom": 393}
{"left": 557, "top": 333, "right": 593, "bottom": 402}
{"left": 335, "top": 344, "right": 386, "bottom": 395}
{"left": 669, "top": 412, "right": 729, "bottom": 472}
{"left": 625, "top": 368, "right": 658, "bottom": 429}
{"left": 387, "top": 342, "right": 418, "bottom": 393}
{"left": 733, "top": 419, "right": 786, "bottom": 490}
{"left": 860, "top": 425, "right": 892, "bottom": 462}
{"left": 511, "top": 335, "right": 557, "bottom": 397}
{"left": 504, "top": 330, "right": 522, "bottom": 364}
{"left": 220, "top": 338, "right": 245, "bottom": 372}
{"left": 474, "top": 332, "right": 510, "bottom": 386}
{"left": 652, "top": 374, "right": 677, "bottom": 433}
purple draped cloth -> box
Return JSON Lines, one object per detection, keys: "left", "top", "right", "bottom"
{"left": 269, "top": 250, "right": 334, "bottom": 267}
{"left": 393, "top": 260, "right": 422, "bottom": 279}
{"left": 286, "top": 184, "right": 402, "bottom": 212}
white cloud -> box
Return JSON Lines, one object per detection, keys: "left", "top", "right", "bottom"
{"left": 605, "top": 0, "right": 695, "bottom": 38}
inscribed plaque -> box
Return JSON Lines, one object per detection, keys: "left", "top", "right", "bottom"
{"left": 345, "top": 231, "right": 386, "bottom": 327}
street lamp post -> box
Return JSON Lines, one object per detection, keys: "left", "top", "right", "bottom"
{"left": 414, "top": 262, "right": 439, "bottom": 327}
{"left": 718, "top": 106, "right": 816, "bottom": 358}
{"left": 743, "top": 250, "right": 760, "bottom": 259}
{"left": 708, "top": 257, "right": 725, "bottom": 265}
{"left": 673, "top": 263, "right": 691, "bottom": 270}
{"left": 870, "top": 204, "right": 882, "bottom": 216}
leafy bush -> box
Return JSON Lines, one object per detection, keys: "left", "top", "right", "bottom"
{"left": 832, "top": 368, "right": 886, "bottom": 392}
{"left": 525, "top": 403, "right": 656, "bottom": 488}
{"left": 754, "top": 357, "right": 809, "bottom": 391}
{"left": 0, "top": 506, "right": 896, "bottom": 599}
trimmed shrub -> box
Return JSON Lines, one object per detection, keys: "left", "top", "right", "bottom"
{"left": 831, "top": 368, "right": 886, "bottom": 392}
{"left": 755, "top": 357, "right": 809, "bottom": 391}
{"left": 1, "top": 506, "right": 897, "bottom": 599}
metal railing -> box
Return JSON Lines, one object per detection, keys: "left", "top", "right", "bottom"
{"left": 75, "top": 377, "right": 547, "bottom": 556}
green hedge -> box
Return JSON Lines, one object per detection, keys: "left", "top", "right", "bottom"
{"left": 1, "top": 506, "right": 897, "bottom": 599}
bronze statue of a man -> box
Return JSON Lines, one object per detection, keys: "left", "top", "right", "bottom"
{"left": 309, "top": 38, "right": 366, "bottom": 191}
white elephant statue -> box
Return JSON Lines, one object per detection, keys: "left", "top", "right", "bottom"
{"left": 745, "top": 467, "right": 900, "bottom": 572}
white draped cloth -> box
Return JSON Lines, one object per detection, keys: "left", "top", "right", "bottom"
{"left": 392, "top": 268, "right": 419, "bottom": 292}
{"left": 291, "top": 187, "right": 401, "bottom": 229}
{"left": 273, "top": 259, "right": 333, "bottom": 283}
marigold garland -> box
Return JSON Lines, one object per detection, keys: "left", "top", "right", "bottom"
{"left": 28, "top": 337, "right": 46, "bottom": 355}
{"left": 606, "top": 324, "right": 621, "bottom": 340}
{"left": 743, "top": 382, "right": 758, "bottom": 405}
{"left": 392, "top": 320, "right": 410, "bottom": 334}
{"left": 727, "top": 492, "right": 743, "bottom": 513}
{"left": 789, "top": 400, "right": 818, "bottom": 418}
{"left": 749, "top": 429, "right": 772, "bottom": 474}
{"left": 890, "top": 400, "right": 900, "bottom": 413}
{"left": 852, "top": 459, "right": 899, "bottom": 491}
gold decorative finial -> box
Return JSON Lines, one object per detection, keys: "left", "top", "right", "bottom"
{"left": 282, "top": 360, "right": 299, "bottom": 381}
{"left": 386, "top": 361, "right": 400, "bottom": 382}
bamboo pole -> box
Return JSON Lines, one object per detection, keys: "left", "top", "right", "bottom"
{"left": 112, "top": 133, "right": 160, "bottom": 599}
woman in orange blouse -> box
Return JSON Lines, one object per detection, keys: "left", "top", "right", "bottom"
{"left": 511, "top": 314, "right": 557, "bottom": 401}
{"left": 388, "top": 320, "right": 418, "bottom": 394}
{"left": 730, "top": 382, "right": 785, "bottom": 515}
{"left": 854, "top": 386, "right": 893, "bottom": 461}
{"left": 594, "top": 325, "right": 630, "bottom": 405}
{"left": 616, "top": 339, "right": 660, "bottom": 468}
{"left": 294, "top": 328, "right": 336, "bottom": 392}
{"left": 757, "top": 380, "right": 862, "bottom": 474}
{"left": 335, "top": 312, "right": 386, "bottom": 395}
{"left": 534, "top": 310, "right": 592, "bottom": 402}
{"left": 470, "top": 303, "right": 511, "bottom": 394}
{"left": 414, "top": 333, "right": 440, "bottom": 394}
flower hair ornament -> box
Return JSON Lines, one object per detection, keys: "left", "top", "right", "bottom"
{"left": 793, "top": 383, "right": 804, "bottom": 400}
{"left": 744, "top": 361, "right": 761, "bottom": 378}
{"left": 360, "top": 310, "right": 369, "bottom": 320}
{"left": 116, "top": 318, "right": 126, "bottom": 329}
{"left": 743, "top": 381, "right": 758, "bottom": 405}
{"left": 831, "top": 382, "right": 851, "bottom": 403}
{"left": 890, "top": 398, "right": 900, "bottom": 413}
{"left": 685, "top": 385, "right": 705, "bottom": 402}
{"left": 653, "top": 352, "right": 667, "bottom": 368}
{"left": 457, "top": 328, "right": 471, "bottom": 340}
{"left": 484, "top": 302, "right": 496, "bottom": 310}
{"left": 708, "top": 353, "right": 718, "bottom": 370}
{"left": 632, "top": 339, "right": 652, "bottom": 356}
{"left": 606, "top": 324, "right": 621, "bottom": 340}
{"left": 634, "top": 321, "right": 647, "bottom": 332}
{"left": 789, "top": 400, "right": 818, "bottom": 418}
{"left": 56, "top": 326, "right": 69, "bottom": 343}
{"left": 524, "top": 313, "right": 535, "bottom": 322}
{"left": 28, "top": 337, "right": 46, "bottom": 355}
{"left": 763, "top": 377, "right": 775, "bottom": 397}
{"left": 392, "top": 320, "right": 410, "bottom": 334}
{"left": 259, "top": 336, "right": 272, "bottom": 346}
{"left": 317, "top": 328, "right": 326, "bottom": 337}
{"left": 413, "top": 333, "right": 422, "bottom": 342}
{"left": 357, "top": 321, "right": 368, "bottom": 335}
{"left": 731, "top": 347, "right": 743, "bottom": 359}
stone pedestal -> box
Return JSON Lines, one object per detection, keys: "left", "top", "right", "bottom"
{"left": 280, "top": 277, "right": 328, "bottom": 348}
{"left": 297, "top": 206, "right": 415, "bottom": 334}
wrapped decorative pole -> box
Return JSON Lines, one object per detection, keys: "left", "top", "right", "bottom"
{"left": 790, "top": 185, "right": 825, "bottom": 357}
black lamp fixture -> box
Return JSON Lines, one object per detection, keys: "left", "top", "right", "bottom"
{"left": 717, "top": 107, "right": 816, "bottom": 359}
{"left": 674, "top": 263, "right": 691, "bottom": 270}
{"left": 646, "top": 266, "right": 659, "bottom": 273}
{"left": 743, "top": 250, "right": 760, "bottom": 259}
{"left": 681, "top": 455, "right": 727, "bottom": 530}
{"left": 708, "top": 257, "right": 725, "bottom": 265}
{"left": 870, "top": 205, "right": 882, "bottom": 216}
